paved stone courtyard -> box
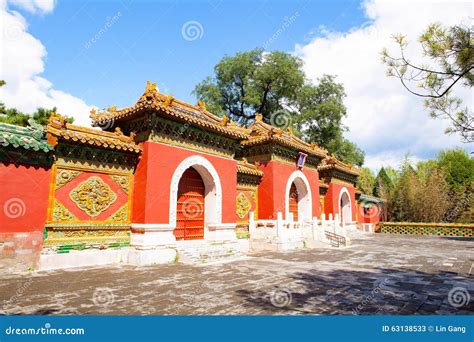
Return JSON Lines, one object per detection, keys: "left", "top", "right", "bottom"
{"left": 0, "top": 234, "right": 472, "bottom": 315}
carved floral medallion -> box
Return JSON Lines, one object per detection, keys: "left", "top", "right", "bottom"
{"left": 236, "top": 192, "right": 251, "bottom": 219}
{"left": 69, "top": 176, "right": 117, "bottom": 217}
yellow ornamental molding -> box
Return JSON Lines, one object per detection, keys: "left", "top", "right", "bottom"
{"left": 70, "top": 176, "right": 117, "bottom": 217}
{"left": 250, "top": 190, "right": 257, "bottom": 203}
{"left": 109, "top": 204, "right": 129, "bottom": 222}
{"left": 236, "top": 192, "right": 251, "bottom": 219}
{"left": 111, "top": 175, "right": 130, "bottom": 194}
{"left": 55, "top": 169, "right": 82, "bottom": 189}
{"left": 53, "top": 200, "right": 77, "bottom": 222}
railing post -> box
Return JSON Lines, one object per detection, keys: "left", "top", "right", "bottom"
{"left": 276, "top": 212, "right": 283, "bottom": 237}
{"left": 249, "top": 211, "right": 255, "bottom": 236}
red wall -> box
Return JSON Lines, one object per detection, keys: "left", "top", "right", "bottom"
{"left": 323, "top": 182, "right": 356, "bottom": 220}
{"left": 132, "top": 141, "right": 237, "bottom": 224}
{"left": 357, "top": 202, "right": 381, "bottom": 224}
{"left": 0, "top": 163, "right": 51, "bottom": 270}
{"left": 0, "top": 163, "right": 51, "bottom": 233}
{"left": 257, "top": 160, "right": 321, "bottom": 220}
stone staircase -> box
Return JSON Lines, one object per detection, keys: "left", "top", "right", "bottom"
{"left": 175, "top": 241, "right": 247, "bottom": 265}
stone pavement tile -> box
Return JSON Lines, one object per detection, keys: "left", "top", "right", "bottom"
{"left": 0, "top": 234, "right": 473, "bottom": 315}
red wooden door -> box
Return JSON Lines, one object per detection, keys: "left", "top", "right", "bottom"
{"left": 175, "top": 168, "right": 205, "bottom": 240}
{"left": 289, "top": 183, "right": 299, "bottom": 221}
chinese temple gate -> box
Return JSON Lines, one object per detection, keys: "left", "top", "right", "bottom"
{"left": 0, "top": 81, "right": 380, "bottom": 271}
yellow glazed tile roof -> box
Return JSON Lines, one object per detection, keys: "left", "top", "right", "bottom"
{"left": 46, "top": 113, "right": 141, "bottom": 154}
{"left": 317, "top": 154, "right": 360, "bottom": 176}
{"left": 241, "top": 113, "right": 327, "bottom": 158}
{"left": 237, "top": 158, "right": 264, "bottom": 177}
{"left": 90, "top": 81, "right": 251, "bottom": 140}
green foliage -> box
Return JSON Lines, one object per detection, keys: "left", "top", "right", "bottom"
{"left": 326, "top": 134, "right": 365, "bottom": 167}
{"left": 0, "top": 104, "right": 73, "bottom": 127}
{"left": 295, "top": 75, "right": 347, "bottom": 146}
{"left": 373, "top": 167, "right": 393, "bottom": 197}
{"left": 382, "top": 23, "right": 473, "bottom": 142}
{"left": 0, "top": 80, "right": 73, "bottom": 126}
{"left": 193, "top": 48, "right": 304, "bottom": 124}
{"left": 194, "top": 50, "right": 364, "bottom": 165}
{"left": 377, "top": 148, "right": 473, "bottom": 223}
{"left": 357, "top": 167, "right": 375, "bottom": 195}
{"left": 436, "top": 148, "right": 474, "bottom": 191}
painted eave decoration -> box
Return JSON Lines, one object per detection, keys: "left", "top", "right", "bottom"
{"left": 359, "top": 193, "right": 384, "bottom": 204}
{"left": 237, "top": 158, "right": 263, "bottom": 177}
{"left": 90, "top": 81, "right": 251, "bottom": 140}
{"left": 46, "top": 112, "right": 141, "bottom": 154}
{"left": 241, "top": 113, "right": 327, "bottom": 159}
{"left": 318, "top": 154, "right": 360, "bottom": 177}
{"left": 0, "top": 120, "right": 53, "bottom": 153}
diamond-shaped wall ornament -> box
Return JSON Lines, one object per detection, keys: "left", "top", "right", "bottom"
{"left": 69, "top": 176, "right": 117, "bottom": 217}
{"left": 236, "top": 192, "right": 251, "bottom": 219}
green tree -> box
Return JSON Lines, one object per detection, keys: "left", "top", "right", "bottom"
{"left": 0, "top": 80, "right": 73, "bottom": 126}
{"left": 436, "top": 148, "right": 474, "bottom": 191}
{"left": 326, "top": 134, "right": 365, "bottom": 166}
{"left": 436, "top": 148, "right": 474, "bottom": 222}
{"left": 294, "top": 75, "right": 346, "bottom": 146}
{"left": 194, "top": 49, "right": 364, "bottom": 165}
{"left": 382, "top": 23, "right": 473, "bottom": 142}
{"left": 194, "top": 49, "right": 304, "bottom": 124}
{"left": 373, "top": 167, "right": 394, "bottom": 197}
{"left": 357, "top": 167, "right": 376, "bottom": 195}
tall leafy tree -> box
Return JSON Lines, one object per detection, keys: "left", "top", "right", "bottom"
{"left": 437, "top": 148, "right": 474, "bottom": 191}
{"left": 436, "top": 148, "right": 474, "bottom": 222}
{"left": 373, "top": 167, "right": 394, "bottom": 197}
{"left": 194, "top": 49, "right": 364, "bottom": 165}
{"left": 194, "top": 49, "right": 304, "bottom": 124}
{"left": 382, "top": 23, "right": 473, "bottom": 142}
{"left": 357, "top": 167, "right": 376, "bottom": 195}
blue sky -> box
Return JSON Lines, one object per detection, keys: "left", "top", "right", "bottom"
{"left": 24, "top": 0, "right": 366, "bottom": 108}
{"left": 1, "top": 0, "right": 471, "bottom": 170}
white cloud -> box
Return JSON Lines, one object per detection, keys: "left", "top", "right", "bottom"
{"left": 296, "top": 0, "right": 472, "bottom": 171}
{"left": 0, "top": 0, "right": 93, "bottom": 126}
{"left": 9, "top": 0, "right": 55, "bottom": 14}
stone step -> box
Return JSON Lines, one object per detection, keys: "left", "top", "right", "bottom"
{"left": 176, "top": 242, "right": 245, "bottom": 265}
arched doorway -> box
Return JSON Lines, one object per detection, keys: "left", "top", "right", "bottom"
{"left": 175, "top": 167, "right": 205, "bottom": 240}
{"left": 169, "top": 155, "right": 223, "bottom": 241}
{"left": 288, "top": 183, "right": 299, "bottom": 221}
{"left": 339, "top": 190, "right": 352, "bottom": 226}
{"left": 285, "top": 171, "right": 312, "bottom": 222}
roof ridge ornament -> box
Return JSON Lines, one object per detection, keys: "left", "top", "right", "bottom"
{"left": 220, "top": 114, "right": 229, "bottom": 126}
{"left": 197, "top": 100, "right": 206, "bottom": 110}
{"left": 145, "top": 80, "right": 158, "bottom": 93}
{"left": 164, "top": 94, "right": 175, "bottom": 106}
